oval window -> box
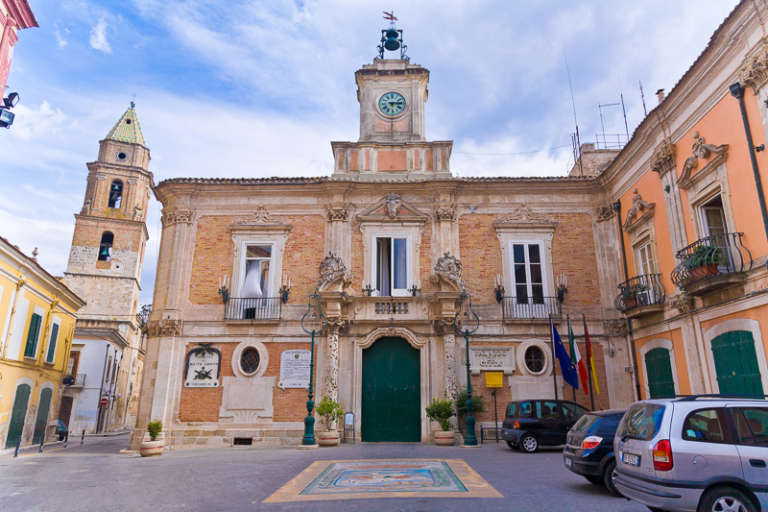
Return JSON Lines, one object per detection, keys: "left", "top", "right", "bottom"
{"left": 240, "top": 346, "right": 260, "bottom": 375}
{"left": 524, "top": 345, "right": 545, "bottom": 374}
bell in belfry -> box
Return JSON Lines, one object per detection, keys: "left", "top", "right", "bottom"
{"left": 384, "top": 28, "right": 400, "bottom": 51}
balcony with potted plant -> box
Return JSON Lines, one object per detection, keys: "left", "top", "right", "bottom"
{"left": 614, "top": 273, "right": 665, "bottom": 318}
{"left": 670, "top": 232, "right": 752, "bottom": 296}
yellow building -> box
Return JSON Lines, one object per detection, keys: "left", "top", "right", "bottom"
{"left": 0, "top": 236, "right": 84, "bottom": 450}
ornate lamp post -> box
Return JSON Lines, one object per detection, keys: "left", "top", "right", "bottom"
{"left": 300, "top": 290, "right": 327, "bottom": 446}
{"left": 454, "top": 290, "right": 480, "bottom": 446}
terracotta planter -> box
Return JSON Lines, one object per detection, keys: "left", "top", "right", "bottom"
{"left": 317, "top": 430, "right": 339, "bottom": 446}
{"left": 623, "top": 297, "right": 637, "bottom": 310}
{"left": 434, "top": 430, "right": 455, "bottom": 446}
{"left": 139, "top": 440, "right": 164, "bottom": 457}
{"left": 705, "top": 264, "right": 719, "bottom": 276}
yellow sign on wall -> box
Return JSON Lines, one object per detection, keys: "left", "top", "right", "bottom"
{"left": 485, "top": 371, "right": 504, "bottom": 388}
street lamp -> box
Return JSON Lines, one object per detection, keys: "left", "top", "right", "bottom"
{"left": 300, "top": 290, "right": 326, "bottom": 446}
{"left": 454, "top": 290, "right": 480, "bottom": 446}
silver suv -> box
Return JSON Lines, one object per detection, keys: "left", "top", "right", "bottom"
{"left": 613, "top": 396, "right": 768, "bottom": 512}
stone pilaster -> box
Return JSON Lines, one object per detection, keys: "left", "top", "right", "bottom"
{"left": 444, "top": 333, "right": 457, "bottom": 398}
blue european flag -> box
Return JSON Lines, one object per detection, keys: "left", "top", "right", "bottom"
{"left": 552, "top": 321, "right": 579, "bottom": 390}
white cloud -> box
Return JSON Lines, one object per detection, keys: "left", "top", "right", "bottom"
{"left": 54, "top": 26, "right": 69, "bottom": 48}
{"left": 89, "top": 18, "right": 111, "bottom": 54}
{"left": 9, "top": 101, "right": 68, "bottom": 141}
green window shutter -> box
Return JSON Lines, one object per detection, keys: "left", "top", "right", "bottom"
{"left": 46, "top": 323, "right": 59, "bottom": 363}
{"left": 24, "top": 313, "right": 42, "bottom": 358}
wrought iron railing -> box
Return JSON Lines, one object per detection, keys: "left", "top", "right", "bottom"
{"left": 502, "top": 296, "right": 560, "bottom": 319}
{"left": 671, "top": 232, "right": 752, "bottom": 288}
{"left": 224, "top": 297, "right": 282, "bottom": 321}
{"left": 615, "top": 273, "right": 665, "bottom": 313}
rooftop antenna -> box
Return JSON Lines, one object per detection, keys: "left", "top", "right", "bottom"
{"left": 565, "top": 55, "right": 583, "bottom": 176}
{"left": 377, "top": 11, "right": 407, "bottom": 60}
{"left": 639, "top": 81, "right": 648, "bottom": 117}
{"left": 620, "top": 92, "right": 630, "bottom": 140}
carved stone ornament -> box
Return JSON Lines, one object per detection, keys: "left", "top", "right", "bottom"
{"left": 595, "top": 205, "right": 616, "bottom": 223}
{"left": 677, "top": 132, "right": 728, "bottom": 189}
{"left": 161, "top": 210, "right": 195, "bottom": 227}
{"left": 318, "top": 252, "right": 352, "bottom": 290}
{"left": 494, "top": 204, "right": 554, "bottom": 226}
{"left": 327, "top": 207, "right": 349, "bottom": 222}
{"left": 739, "top": 41, "right": 768, "bottom": 92}
{"left": 605, "top": 318, "right": 628, "bottom": 337}
{"left": 668, "top": 293, "right": 694, "bottom": 314}
{"left": 431, "top": 252, "right": 464, "bottom": 291}
{"left": 435, "top": 205, "right": 456, "bottom": 221}
{"left": 385, "top": 193, "right": 401, "bottom": 218}
{"left": 235, "top": 206, "right": 274, "bottom": 225}
{"left": 146, "top": 318, "right": 183, "bottom": 337}
{"left": 650, "top": 141, "right": 676, "bottom": 176}
{"left": 623, "top": 189, "right": 654, "bottom": 229}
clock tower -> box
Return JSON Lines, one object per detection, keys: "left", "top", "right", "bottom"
{"left": 332, "top": 25, "right": 452, "bottom": 179}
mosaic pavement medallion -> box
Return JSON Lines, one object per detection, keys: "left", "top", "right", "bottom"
{"left": 263, "top": 459, "right": 503, "bottom": 503}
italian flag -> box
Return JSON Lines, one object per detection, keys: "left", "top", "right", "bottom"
{"left": 583, "top": 315, "right": 600, "bottom": 395}
{"left": 568, "top": 318, "right": 589, "bottom": 394}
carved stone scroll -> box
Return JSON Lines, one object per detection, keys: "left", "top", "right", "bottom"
{"left": 677, "top": 132, "right": 728, "bottom": 189}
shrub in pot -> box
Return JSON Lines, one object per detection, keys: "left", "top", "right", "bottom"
{"left": 426, "top": 398, "right": 455, "bottom": 445}
{"left": 316, "top": 396, "right": 344, "bottom": 446}
{"left": 454, "top": 389, "right": 484, "bottom": 435}
{"left": 140, "top": 420, "right": 164, "bottom": 457}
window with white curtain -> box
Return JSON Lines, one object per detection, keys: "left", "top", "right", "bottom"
{"left": 375, "top": 236, "right": 408, "bottom": 296}
{"left": 242, "top": 244, "right": 272, "bottom": 297}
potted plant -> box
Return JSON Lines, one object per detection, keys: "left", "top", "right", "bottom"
{"left": 454, "top": 388, "right": 485, "bottom": 435}
{"left": 316, "top": 396, "right": 344, "bottom": 446}
{"left": 426, "top": 398, "right": 455, "bottom": 445}
{"left": 140, "top": 420, "right": 164, "bottom": 457}
{"left": 704, "top": 247, "right": 721, "bottom": 276}
{"left": 620, "top": 285, "right": 638, "bottom": 310}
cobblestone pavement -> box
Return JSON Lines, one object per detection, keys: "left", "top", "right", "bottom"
{"left": 0, "top": 434, "right": 647, "bottom": 511}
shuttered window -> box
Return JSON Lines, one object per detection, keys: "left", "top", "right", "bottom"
{"left": 24, "top": 313, "right": 42, "bottom": 358}
{"left": 46, "top": 323, "right": 59, "bottom": 363}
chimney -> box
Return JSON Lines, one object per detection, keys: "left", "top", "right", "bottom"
{"left": 656, "top": 89, "right": 665, "bottom": 103}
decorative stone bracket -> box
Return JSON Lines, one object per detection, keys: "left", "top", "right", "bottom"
{"left": 677, "top": 132, "right": 728, "bottom": 190}
{"left": 650, "top": 141, "right": 676, "bottom": 176}
{"left": 146, "top": 318, "right": 183, "bottom": 337}
{"left": 623, "top": 189, "right": 655, "bottom": 231}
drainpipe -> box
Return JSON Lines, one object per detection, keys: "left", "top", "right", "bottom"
{"left": 96, "top": 344, "right": 109, "bottom": 433}
{"left": 730, "top": 82, "right": 768, "bottom": 270}
{"left": 613, "top": 200, "right": 642, "bottom": 401}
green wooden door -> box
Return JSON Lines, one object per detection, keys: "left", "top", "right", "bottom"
{"left": 712, "top": 330, "right": 764, "bottom": 396}
{"left": 32, "top": 388, "right": 52, "bottom": 444}
{"left": 6, "top": 384, "right": 31, "bottom": 448}
{"left": 645, "top": 348, "right": 676, "bottom": 398}
{"left": 361, "top": 337, "right": 420, "bottom": 442}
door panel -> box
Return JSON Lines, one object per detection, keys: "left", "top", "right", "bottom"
{"left": 6, "top": 384, "right": 31, "bottom": 448}
{"left": 712, "top": 331, "right": 764, "bottom": 396}
{"left": 730, "top": 407, "right": 768, "bottom": 490}
{"left": 32, "top": 388, "right": 52, "bottom": 444}
{"left": 645, "top": 348, "right": 676, "bottom": 398}
{"left": 361, "top": 337, "right": 420, "bottom": 442}
{"left": 58, "top": 396, "right": 73, "bottom": 428}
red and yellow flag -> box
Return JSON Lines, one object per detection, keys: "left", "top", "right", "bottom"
{"left": 583, "top": 315, "right": 600, "bottom": 395}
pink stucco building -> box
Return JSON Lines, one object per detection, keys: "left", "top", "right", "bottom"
{"left": 0, "top": 0, "right": 37, "bottom": 94}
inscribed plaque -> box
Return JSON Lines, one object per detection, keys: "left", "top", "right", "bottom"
{"left": 278, "top": 349, "right": 311, "bottom": 389}
{"left": 469, "top": 346, "right": 514, "bottom": 375}
{"left": 184, "top": 345, "right": 221, "bottom": 387}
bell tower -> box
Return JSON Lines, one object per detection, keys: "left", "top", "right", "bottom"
{"left": 63, "top": 103, "right": 152, "bottom": 431}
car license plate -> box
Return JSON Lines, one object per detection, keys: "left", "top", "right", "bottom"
{"left": 621, "top": 452, "right": 640, "bottom": 466}
{"left": 564, "top": 457, "right": 573, "bottom": 468}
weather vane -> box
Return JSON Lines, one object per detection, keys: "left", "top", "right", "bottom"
{"left": 377, "top": 11, "right": 407, "bottom": 60}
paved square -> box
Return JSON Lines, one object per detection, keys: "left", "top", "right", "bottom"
{"left": 264, "top": 459, "right": 502, "bottom": 502}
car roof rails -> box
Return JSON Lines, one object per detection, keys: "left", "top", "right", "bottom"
{"left": 674, "top": 394, "right": 768, "bottom": 401}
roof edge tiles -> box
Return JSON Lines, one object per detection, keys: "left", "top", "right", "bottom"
{"left": 105, "top": 102, "right": 146, "bottom": 146}
{"left": 155, "top": 175, "right": 596, "bottom": 187}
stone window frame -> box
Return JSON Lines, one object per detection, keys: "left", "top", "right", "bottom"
{"left": 231, "top": 341, "right": 269, "bottom": 378}
{"left": 630, "top": 228, "right": 659, "bottom": 277}
{"left": 44, "top": 315, "right": 61, "bottom": 364}
{"left": 495, "top": 228, "right": 556, "bottom": 300}
{"left": 516, "top": 340, "right": 552, "bottom": 377}
{"left": 231, "top": 232, "right": 288, "bottom": 300}
{"left": 681, "top": 158, "right": 737, "bottom": 240}
{"left": 360, "top": 223, "right": 423, "bottom": 297}
{"left": 702, "top": 318, "right": 768, "bottom": 395}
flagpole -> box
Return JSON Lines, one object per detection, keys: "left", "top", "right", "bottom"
{"left": 568, "top": 315, "right": 576, "bottom": 402}
{"left": 549, "top": 314, "right": 558, "bottom": 400}
{"left": 584, "top": 314, "right": 595, "bottom": 411}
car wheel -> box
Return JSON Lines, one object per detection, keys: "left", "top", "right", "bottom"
{"left": 584, "top": 475, "right": 602, "bottom": 485}
{"left": 699, "top": 487, "right": 756, "bottom": 512}
{"left": 519, "top": 433, "right": 538, "bottom": 453}
{"left": 647, "top": 507, "right": 666, "bottom": 512}
{"left": 602, "top": 459, "right": 621, "bottom": 497}
{"left": 506, "top": 441, "right": 516, "bottom": 450}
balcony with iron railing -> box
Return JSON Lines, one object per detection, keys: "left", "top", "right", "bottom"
{"left": 615, "top": 273, "right": 665, "bottom": 318}
{"left": 223, "top": 297, "right": 282, "bottom": 321}
{"left": 501, "top": 296, "right": 560, "bottom": 321}
{"left": 64, "top": 373, "right": 86, "bottom": 389}
{"left": 670, "top": 232, "right": 753, "bottom": 296}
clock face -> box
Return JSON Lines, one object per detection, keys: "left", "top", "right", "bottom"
{"left": 378, "top": 91, "right": 406, "bottom": 116}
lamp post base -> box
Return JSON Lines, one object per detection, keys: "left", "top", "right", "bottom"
{"left": 462, "top": 443, "right": 482, "bottom": 448}
{"left": 297, "top": 444, "right": 319, "bottom": 450}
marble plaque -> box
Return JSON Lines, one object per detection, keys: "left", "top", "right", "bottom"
{"left": 469, "top": 346, "right": 514, "bottom": 375}
{"left": 278, "top": 349, "right": 311, "bottom": 389}
{"left": 184, "top": 345, "right": 221, "bottom": 387}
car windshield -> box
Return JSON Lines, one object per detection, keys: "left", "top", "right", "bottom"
{"left": 617, "top": 403, "right": 665, "bottom": 441}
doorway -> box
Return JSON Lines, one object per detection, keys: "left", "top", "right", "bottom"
{"left": 361, "top": 337, "right": 420, "bottom": 442}
{"left": 712, "top": 330, "right": 764, "bottom": 396}
{"left": 6, "top": 384, "right": 31, "bottom": 448}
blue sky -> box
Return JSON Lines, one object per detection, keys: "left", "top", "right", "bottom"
{"left": 0, "top": 0, "right": 739, "bottom": 304}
